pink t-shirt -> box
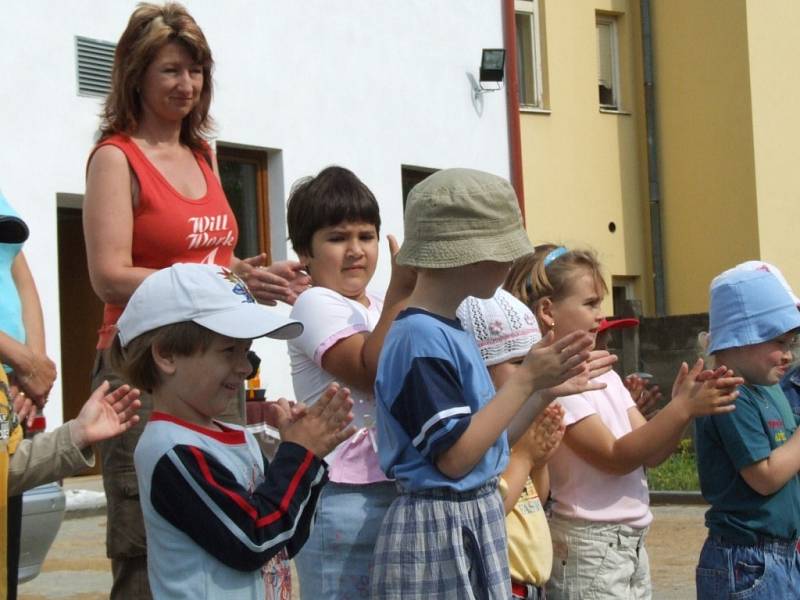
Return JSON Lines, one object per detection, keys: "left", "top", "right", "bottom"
{"left": 288, "top": 286, "right": 388, "bottom": 484}
{"left": 549, "top": 370, "right": 653, "bottom": 528}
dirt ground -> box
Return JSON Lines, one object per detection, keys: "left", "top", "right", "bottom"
{"left": 21, "top": 503, "right": 707, "bottom": 599}
{"left": 648, "top": 504, "right": 707, "bottom": 599}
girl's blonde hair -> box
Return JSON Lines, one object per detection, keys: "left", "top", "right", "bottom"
{"left": 100, "top": 2, "right": 214, "bottom": 151}
{"left": 504, "top": 243, "right": 608, "bottom": 313}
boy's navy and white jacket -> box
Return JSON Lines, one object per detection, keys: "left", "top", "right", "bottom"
{"left": 134, "top": 412, "right": 327, "bottom": 599}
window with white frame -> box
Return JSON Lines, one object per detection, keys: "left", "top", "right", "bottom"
{"left": 515, "top": 0, "right": 544, "bottom": 108}
{"left": 596, "top": 15, "right": 620, "bottom": 110}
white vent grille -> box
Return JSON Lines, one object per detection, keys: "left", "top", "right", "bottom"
{"left": 76, "top": 36, "right": 115, "bottom": 97}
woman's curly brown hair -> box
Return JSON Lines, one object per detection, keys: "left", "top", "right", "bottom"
{"left": 99, "top": 2, "right": 214, "bottom": 151}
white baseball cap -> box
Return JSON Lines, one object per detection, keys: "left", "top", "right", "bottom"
{"left": 117, "top": 263, "right": 303, "bottom": 348}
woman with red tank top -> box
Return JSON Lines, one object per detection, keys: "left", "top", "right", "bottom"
{"left": 82, "top": 5, "right": 309, "bottom": 599}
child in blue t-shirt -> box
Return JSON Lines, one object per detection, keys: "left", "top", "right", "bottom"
{"left": 371, "top": 169, "right": 604, "bottom": 599}
{"left": 695, "top": 265, "right": 800, "bottom": 598}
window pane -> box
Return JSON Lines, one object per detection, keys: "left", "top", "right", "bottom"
{"left": 597, "top": 20, "right": 616, "bottom": 108}
{"left": 516, "top": 12, "right": 535, "bottom": 105}
{"left": 219, "top": 159, "right": 260, "bottom": 259}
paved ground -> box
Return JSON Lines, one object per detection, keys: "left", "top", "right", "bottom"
{"left": 20, "top": 489, "right": 706, "bottom": 599}
{"left": 647, "top": 504, "right": 706, "bottom": 600}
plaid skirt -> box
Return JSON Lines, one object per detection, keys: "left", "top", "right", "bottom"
{"left": 371, "top": 479, "right": 510, "bottom": 599}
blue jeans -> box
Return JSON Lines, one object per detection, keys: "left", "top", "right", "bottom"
{"left": 696, "top": 535, "right": 800, "bottom": 599}
{"left": 294, "top": 481, "right": 396, "bottom": 599}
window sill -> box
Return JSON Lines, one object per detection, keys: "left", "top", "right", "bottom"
{"left": 599, "top": 108, "right": 631, "bottom": 116}
{"left": 520, "top": 106, "right": 551, "bottom": 115}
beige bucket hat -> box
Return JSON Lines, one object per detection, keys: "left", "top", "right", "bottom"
{"left": 397, "top": 168, "right": 533, "bottom": 268}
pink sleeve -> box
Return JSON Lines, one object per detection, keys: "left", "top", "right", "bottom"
{"left": 605, "top": 370, "right": 636, "bottom": 410}
{"left": 556, "top": 393, "right": 597, "bottom": 427}
{"left": 289, "top": 287, "right": 372, "bottom": 367}
{"left": 312, "top": 325, "right": 370, "bottom": 365}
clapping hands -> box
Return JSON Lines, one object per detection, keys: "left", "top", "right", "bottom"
{"left": 515, "top": 403, "right": 566, "bottom": 468}
{"left": 670, "top": 359, "right": 742, "bottom": 418}
{"left": 521, "top": 331, "right": 596, "bottom": 392}
{"left": 277, "top": 383, "right": 357, "bottom": 458}
{"left": 624, "top": 374, "right": 662, "bottom": 420}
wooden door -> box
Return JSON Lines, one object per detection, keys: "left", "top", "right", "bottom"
{"left": 57, "top": 207, "right": 104, "bottom": 475}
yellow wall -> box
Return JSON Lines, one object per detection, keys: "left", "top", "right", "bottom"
{"left": 519, "top": 0, "right": 650, "bottom": 314}
{"left": 745, "top": 1, "right": 800, "bottom": 294}
{"left": 521, "top": 0, "right": 800, "bottom": 315}
{"left": 651, "top": 0, "right": 759, "bottom": 314}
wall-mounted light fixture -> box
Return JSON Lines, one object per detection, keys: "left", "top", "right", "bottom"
{"left": 474, "top": 48, "right": 506, "bottom": 99}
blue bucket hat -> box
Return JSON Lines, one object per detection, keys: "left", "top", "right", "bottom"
{"left": 708, "top": 268, "right": 800, "bottom": 354}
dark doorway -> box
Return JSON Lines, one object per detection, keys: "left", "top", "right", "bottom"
{"left": 57, "top": 206, "right": 104, "bottom": 474}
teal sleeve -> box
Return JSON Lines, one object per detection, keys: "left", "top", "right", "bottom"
{"left": 710, "top": 390, "right": 772, "bottom": 471}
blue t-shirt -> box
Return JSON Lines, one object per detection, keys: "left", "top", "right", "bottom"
{"left": 695, "top": 383, "right": 800, "bottom": 544}
{"left": 0, "top": 191, "right": 25, "bottom": 346}
{"left": 375, "top": 308, "right": 508, "bottom": 492}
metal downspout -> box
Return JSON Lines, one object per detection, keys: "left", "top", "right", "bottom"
{"left": 502, "top": 0, "right": 526, "bottom": 221}
{"left": 641, "top": 0, "right": 666, "bottom": 316}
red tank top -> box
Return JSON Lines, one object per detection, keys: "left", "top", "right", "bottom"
{"left": 88, "top": 134, "right": 238, "bottom": 348}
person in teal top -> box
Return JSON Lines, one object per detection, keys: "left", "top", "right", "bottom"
{"left": 0, "top": 190, "right": 56, "bottom": 408}
{"left": 696, "top": 384, "right": 800, "bottom": 544}
{"left": 0, "top": 190, "right": 57, "bottom": 599}
{"left": 0, "top": 194, "right": 25, "bottom": 345}
{"left": 695, "top": 266, "right": 800, "bottom": 599}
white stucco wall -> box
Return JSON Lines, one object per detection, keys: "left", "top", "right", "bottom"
{"left": 0, "top": 1, "right": 510, "bottom": 426}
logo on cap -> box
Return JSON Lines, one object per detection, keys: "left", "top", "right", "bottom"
{"left": 218, "top": 267, "right": 256, "bottom": 304}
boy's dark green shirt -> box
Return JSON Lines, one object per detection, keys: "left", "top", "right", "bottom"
{"left": 695, "top": 383, "right": 800, "bottom": 545}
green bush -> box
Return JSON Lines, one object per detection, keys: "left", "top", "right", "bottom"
{"left": 647, "top": 438, "right": 700, "bottom": 491}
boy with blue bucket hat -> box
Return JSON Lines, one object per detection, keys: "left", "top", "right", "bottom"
{"left": 695, "top": 266, "right": 800, "bottom": 598}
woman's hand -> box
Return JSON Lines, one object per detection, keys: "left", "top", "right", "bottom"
{"left": 8, "top": 349, "right": 56, "bottom": 407}
{"left": 235, "top": 255, "right": 311, "bottom": 306}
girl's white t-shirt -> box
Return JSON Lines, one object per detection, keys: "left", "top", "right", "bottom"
{"left": 549, "top": 369, "right": 653, "bottom": 528}
{"left": 288, "top": 286, "right": 388, "bottom": 484}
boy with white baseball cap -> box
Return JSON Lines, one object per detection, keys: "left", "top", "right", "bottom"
{"left": 110, "top": 263, "right": 356, "bottom": 599}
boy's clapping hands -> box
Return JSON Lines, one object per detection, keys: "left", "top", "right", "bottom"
{"left": 521, "top": 330, "right": 596, "bottom": 392}
{"left": 277, "top": 383, "right": 357, "bottom": 458}
{"left": 543, "top": 349, "right": 618, "bottom": 400}
{"left": 670, "top": 359, "right": 742, "bottom": 417}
